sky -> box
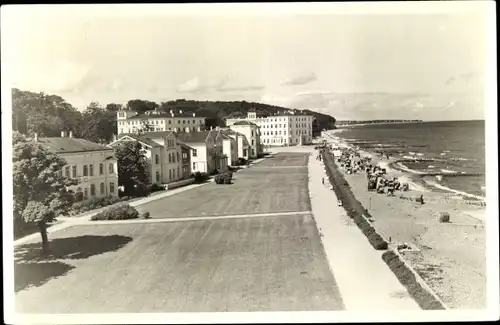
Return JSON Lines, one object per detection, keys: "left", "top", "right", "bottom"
{"left": 2, "top": 3, "right": 492, "bottom": 121}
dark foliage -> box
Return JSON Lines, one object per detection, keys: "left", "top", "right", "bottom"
{"left": 90, "top": 203, "right": 139, "bottom": 221}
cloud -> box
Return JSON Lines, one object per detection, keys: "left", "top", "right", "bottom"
{"left": 217, "top": 85, "right": 264, "bottom": 92}
{"left": 280, "top": 72, "right": 317, "bottom": 86}
{"left": 176, "top": 76, "right": 229, "bottom": 93}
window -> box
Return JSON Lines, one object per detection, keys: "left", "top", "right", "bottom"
{"left": 65, "top": 166, "right": 70, "bottom": 178}
{"left": 90, "top": 184, "right": 96, "bottom": 196}
{"left": 83, "top": 165, "right": 88, "bottom": 176}
{"left": 172, "top": 153, "right": 176, "bottom": 163}
{"left": 168, "top": 153, "right": 172, "bottom": 163}
{"left": 173, "top": 169, "right": 176, "bottom": 179}
{"left": 182, "top": 120, "right": 185, "bottom": 124}
{"left": 252, "top": 149, "right": 255, "bottom": 156}
{"left": 100, "top": 183, "right": 105, "bottom": 195}
{"left": 156, "top": 171, "right": 160, "bottom": 182}
{"left": 109, "top": 163, "right": 114, "bottom": 174}
{"left": 89, "top": 164, "right": 94, "bottom": 177}
{"left": 168, "top": 120, "right": 172, "bottom": 124}
{"left": 183, "top": 152, "right": 188, "bottom": 159}
{"left": 109, "top": 182, "right": 115, "bottom": 193}
{"left": 193, "top": 120, "right": 195, "bottom": 124}
{"left": 176, "top": 152, "right": 180, "bottom": 162}
{"left": 192, "top": 149, "right": 197, "bottom": 157}
{"left": 84, "top": 188, "right": 88, "bottom": 199}
{"left": 192, "top": 162, "right": 196, "bottom": 170}
{"left": 251, "top": 139, "right": 254, "bottom": 145}
{"left": 251, "top": 130, "right": 254, "bottom": 136}
{"left": 155, "top": 154, "right": 160, "bottom": 164}
{"left": 169, "top": 169, "right": 172, "bottom": 180}
{"left": 187, "top": 120, "right": 190, "bottom": 124}
{"left": 72, "top": 166, "right": 77, "bottom": 178}
{"left": 177, "top": 167, "right": 180, "bottom": 178}
{"left": 99, "top": 163, "right": 104, "bottom": 175}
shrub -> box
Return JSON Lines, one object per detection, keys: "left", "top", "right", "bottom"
{"left": 74, "top": 191, "right": 84, "bottom": 202}
{"left": 120, "top": 196, "right": 130, "bottom": 202}
{"left": 223, "top": 174, "right": 232, "bottom": 184}
{"left": 214, "top": 174, "right": 224, "bottom": 184}
{"left": 237, "top": 157, "right": 248, "bottom": 166}
{"left": 91, "top": 203, "right": 139, "bottom": 221}
{"left": 192, "top": 172, "right": 209, "bottom": 183}
{"left": 70, "top": 195, "right": 121, "bottom": 215}
{"left": 148, "top": 183, "right": 165, "bottom": 193}
{"left": 382, "top": 251, "right": 445, "bottom": 310}
{"left": 141, "top": 212, "right": 151, "bottom": 219}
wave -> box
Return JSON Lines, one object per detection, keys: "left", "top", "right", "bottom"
{"left": 428, "top": 165, "right": 436, "bottom": 168}
{"left": 424, "top": 179, "right": 486, "bottom": 201}
{"left": 441, "top": 169, "right": 457, "bottom": 174}
{"left": 450, "top": 157, "right": 474, "bottom": 162}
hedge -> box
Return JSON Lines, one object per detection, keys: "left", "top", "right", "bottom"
{"left": 90, "top": 203, "right": 140, "bottom": 221}
{"left": 70, "top": 196, "right": 122, "bottom": 215}
{"left": 382, "top": 250, "right": 446, "bottom": 310}
{"left": 321, "top": 150, "right": 388, "bottom": 250}
{"left": 215, "top": 172, "right": 233, "bottom": 185}
{"left": 192, "top": 172, "right": 209, "bottom": 183}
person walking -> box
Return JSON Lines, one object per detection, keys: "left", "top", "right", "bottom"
{"left": 322, "top": 177, "right": 325, "bottom": 185}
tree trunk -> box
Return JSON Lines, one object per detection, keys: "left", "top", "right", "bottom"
{"left": 38, "top": 222, "right": 50, "bottom": 254}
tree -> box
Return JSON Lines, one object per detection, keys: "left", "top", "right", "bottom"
{"left": 105, "top": 103, "right": 122, "bottom": 112}
{"left": 115, "top": 141, "right": 150, "bottom": 197}
{"left": 81, "top": 102, "right": 116, "bottom": 144}
{"left": 13, "top": 132, "right": 77, "bottom": 253}
{"left": 126, "top": 99, "right": 159, "bottom": 114}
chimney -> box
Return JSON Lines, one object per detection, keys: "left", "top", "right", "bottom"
{"left": 34, "top": 133, "right": 39, "bottom": 142}
{"left": 61, "top": 131, "right": 66, "bottom": 137}
{"left": 193, "top": 112, "right": 196, "bottom": 117}
{"left": 69, "top": 131, "right": 73, "bottom": 138}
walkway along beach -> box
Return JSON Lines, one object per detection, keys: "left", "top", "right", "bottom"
{"left": 320, "top": 132, "right": 486, "bottom": 310}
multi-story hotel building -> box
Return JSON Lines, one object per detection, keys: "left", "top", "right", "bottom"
{"left": 225, "top": 109, "right": 314, "bottom": 146}
{"left": 116, "top": 109, "right": 206, "bottom": 135}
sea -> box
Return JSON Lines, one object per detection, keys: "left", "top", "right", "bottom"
{"left": 334, "top": 120, "right": 486, "bottom": 198}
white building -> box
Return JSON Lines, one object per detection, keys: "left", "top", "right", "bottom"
{"left": 221, "top": 129, "right": 250, "bottom": 161}
{"left": 36, "top": 131, "right": 119, "bottom": 199}
{"left": 108, "top": 132, "right": 193, "bottom": 185}
{"left": 228, "top": 121, "right": 262, "bottom": 159}
{"left": 116, "top": 108, "right": 206, "bottom": 135}
{"left": 226, "top": 109, "right": 314, "bottom": 146}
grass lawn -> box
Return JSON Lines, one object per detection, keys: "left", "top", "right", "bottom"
{"left": 15, "top": 214, "right": 344, "bottom": 313}
{"left": 136, "top": 163, "right": 310, "bottom": 219}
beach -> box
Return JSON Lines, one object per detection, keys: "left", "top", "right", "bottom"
{"left": 321, "top": 131, "right": 486, "bottom": 309}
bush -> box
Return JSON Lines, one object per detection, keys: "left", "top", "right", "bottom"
{"left": 90, "top": 203, "right": 139, "bottom": 221}
{"left": 141, "top": 212, "right": 151, "bottom": 219}
{"left": 214, "top": 174, "right": 224, "bottom": 184}
{"left": 70, "top": 195, "right": 121, "bottom": 215}
{"left": 74, "top": 191, "right": 84, "bottom": 202}
{"left": 382, "top": 251, "right": 445, "bottom": 310}
{"left": 223, "top": 174, "right": 232, "bottom": 184}
{"left": 120, "top": 196, "right": 130, "bottom": 202}
{"left": 192, "top": 172, "right": 209, "bottom": 183}
{"left": 148, "top": 183, "right": 165, "bottom": 193}
{"left": 237, "top": 157, "right": 248, "bottom": 166}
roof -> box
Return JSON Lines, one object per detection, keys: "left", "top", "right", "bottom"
{"left": 115, "top": 134, "right": 163, "bottom": 148}
{"left": 126, "top": 110, "right": 203, "bottom": 119}
{"left": 179, "top": 142, "right": 194, "bottom": 151}
{"left": 175, "top": 130, "right": 215, "bottom": 143}
{"left": 138, "top": 131, "right": 178, "bottom": 139}
{"left": 38, "top": 137, "right": 113, "bottom": 153}
{"left": 232, "top": 121, "right": 258, "bottom": 126}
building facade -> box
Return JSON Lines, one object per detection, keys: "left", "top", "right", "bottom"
{"left": 226, "top": 110, "right": 314, "bottom": 146}
{"left": 116, "top": 109, "right": 206, "bottom": 135}
{"left": 109, "top": 132, "right": 192, "bottom": 185}
{"left": 37, "top": 132, "right": 119, "bottom": 199}
{"left": 228, "top": 121, "right": 262, "bottom": 159}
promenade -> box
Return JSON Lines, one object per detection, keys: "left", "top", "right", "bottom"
{"left": 13, "top": 147, "right": 419, "bottom": 314}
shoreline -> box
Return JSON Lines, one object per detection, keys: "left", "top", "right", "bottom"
{"left": 319, "top": 131, "right": 486, "bottom": 309}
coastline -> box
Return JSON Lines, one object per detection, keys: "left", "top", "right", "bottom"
{"left": 320, "top": 131, "right": 486, "bottom": 309}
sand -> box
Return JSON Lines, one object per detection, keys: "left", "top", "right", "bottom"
{"left": 322, "top": 133, "right": 486, "bottom": 310}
